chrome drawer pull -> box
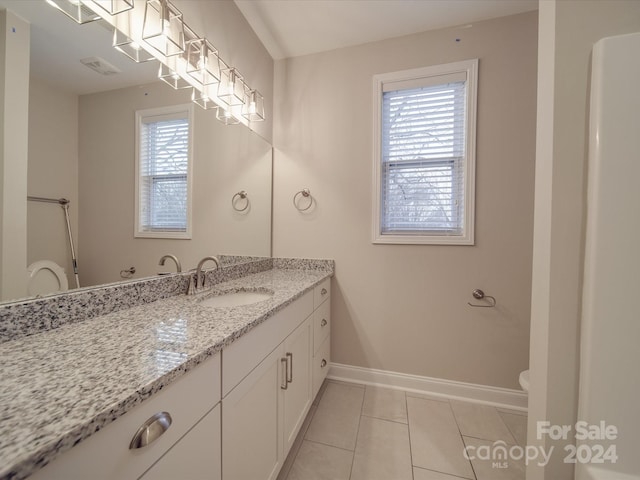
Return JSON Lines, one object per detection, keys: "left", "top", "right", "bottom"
{"left": 281, "top": 358, "right": 288, "bottom": 389}
{"left": 320, "top": 318, "right": 327, "bottom": 327}
{"left": 320, "top": 359, "right": 327, "bottom": 368}
{"left": 321, "top": 288, "right": 327, "bottom": 296}
{"left": 129, "top": 412, "right": 172, "bottom": 449}
{"left": 286, "top": 352, "right": 293, "bottom": 383}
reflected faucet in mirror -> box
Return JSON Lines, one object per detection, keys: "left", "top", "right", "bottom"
{"left": 158, "top": 254, "right": 182, "bottom": 274}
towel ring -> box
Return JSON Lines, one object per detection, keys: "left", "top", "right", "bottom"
{"left": 293, "top": 188, "right": 313, "bottom": 211}
{"left": 232, "top": 191, "right": 249, "bottom": 212}
{"left": 467, "top": 289, "right": 496, "bottom": 308}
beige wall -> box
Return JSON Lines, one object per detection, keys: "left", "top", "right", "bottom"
{"left": 273, "top": 12, "right": 538, "bottom": 389}
{"left": 527, "top": 1, "right": 640, "bottom": 479}
{"left": 27, "top": 76, "right": 78, "bottom": 289}
{"left": 78, "top": 82, "right": 272, "bottom": 287}
{"left": 0, "top": 10, "right": 29, "bottom": 301}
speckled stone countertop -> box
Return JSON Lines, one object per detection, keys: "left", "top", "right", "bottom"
{"left": 0, "top": 266, "right": 332, "bottom": 480}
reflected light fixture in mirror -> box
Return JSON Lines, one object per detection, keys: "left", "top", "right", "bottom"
{"left": 90, "top": 0, "right": 134, "bottom": 16}
{"left": 192, "top": 86, "right": 218, "bottom": 110}
{"left": 216, "top": 106, "right": 241, "bottom": 126}
{"left": 45, "top": 0, "right": 102, "bottom": 24}
{"left": 242, "top": 89, "right": 265, "bottom": 122}
{"left": 159, "top": 23, "right": 199, "bottom": 89}
{"left": 218, "top": 68, "right": 246, "bottom": 107}
{"left": 187, "top": 38, "right": 221, "bottom": 87}
{"left": 142, "top": 0, "right": 185, "bottom": 57}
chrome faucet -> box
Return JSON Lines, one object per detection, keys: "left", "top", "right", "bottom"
{"left": 188, "top": 256, "right": 220, "bottom": 295}
{"left": 158, "top": 254, "right": 182, "bottom": 273}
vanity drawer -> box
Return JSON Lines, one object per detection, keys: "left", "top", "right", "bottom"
{"left": 313, "top": 278, "right": 331, "bottom": 309}
{"left": 222, "top": 291, "right": 313, "bottom": 397}
{"left": 313, "top": 299, "right": 330, "bottom": 354}
{"left": 29, "top": 354, "right": 221, "bottom": 480}
{"left": 312, "top": 336, "right": 330, "bottom": 399}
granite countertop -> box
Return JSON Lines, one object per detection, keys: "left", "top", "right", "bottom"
{"left": 0, "top": 267, "right": 331, "bottom": 480}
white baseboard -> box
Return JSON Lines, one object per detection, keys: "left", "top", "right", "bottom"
{"left": 327, "top": 362, "right": 528, "bottom": 412}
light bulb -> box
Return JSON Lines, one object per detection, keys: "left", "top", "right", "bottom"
{"left": 249, "top": 101, "right": 257, "bottom": 115}
{"left": 131, "top": 42, "right": 141, "bottom": 51}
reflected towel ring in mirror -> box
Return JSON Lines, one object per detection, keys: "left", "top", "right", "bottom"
{"left": 232, "top": 190, "right": 249, "bottom": 212}
{"left": 467, "top": 289, "right": 496, "bottom": 308}
{"left": 293, "top": 188, "right": 313, "bottom": 212}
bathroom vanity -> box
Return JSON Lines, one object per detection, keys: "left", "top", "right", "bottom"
{"left": 0, "top": 260, "right": 332, "bottom": 480}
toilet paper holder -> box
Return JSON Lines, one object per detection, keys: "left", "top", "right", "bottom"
{"left": 468, "top": 289, "right": 496, "bottom": 308}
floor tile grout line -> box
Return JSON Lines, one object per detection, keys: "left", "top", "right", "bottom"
{"left": 414, "top": 465, "right": 476, "bottom": 480}
{"left": 496, "top": 410, "right": 523, "bottom": 446}
{"left": 302, "top": 438, "right": 357, "bottom": 454}
{"left": 347, "top": 385, "right": 367, "bottom": 480}
{"left": 360, "top": 412, "right": 409, "bottom": 425}
{"left": 405, "top": 390, "right": 416, "bottom": 480}
{"left": 449, "top": 401, "right": 478, "bottom": 480}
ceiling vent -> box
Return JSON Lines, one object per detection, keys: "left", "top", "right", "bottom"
{"left": 80, "top": 56, "right": 121, "bottom": 76}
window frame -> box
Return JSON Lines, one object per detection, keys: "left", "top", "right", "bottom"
{"left": 372, "top": 59, "right": 478, "bottom": 245}
{"left": 134, "top": 104, "right": 194, "bottom": 239}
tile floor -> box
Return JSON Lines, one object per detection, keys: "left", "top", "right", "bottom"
{"left": 278, "top": 380, "right": 528, "bottom": 480}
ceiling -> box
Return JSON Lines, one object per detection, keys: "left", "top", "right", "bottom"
{"left": 0, "top": 0, "right": 538, "bottom": 95}
{"left": 234, "top": 0, "right": 539, "bottom": 60}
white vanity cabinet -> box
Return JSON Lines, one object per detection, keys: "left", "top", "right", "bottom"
{"left": 29, "top": 354, "right": 221, "bottom": 480}
{"left": 221, "top": 292, "right": 314, "bottom": 480}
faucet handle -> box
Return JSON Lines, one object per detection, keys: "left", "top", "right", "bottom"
{"left": 187, "top": 274, "right": 197, "bottom": 295}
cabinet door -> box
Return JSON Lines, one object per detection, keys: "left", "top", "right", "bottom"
{"left": 222, "top": 345, "right": 284, "bottom": 480}
{"left": 282, "top": 316, "right": 313, "bottom": 454}
{"left": 139, "top": 404, "right": 221, "bottom": 480}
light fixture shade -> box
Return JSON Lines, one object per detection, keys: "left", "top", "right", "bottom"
{"left": 159, "top": 62, "right": 190, "bottom": 89}
{"left": 114, "top": 27, "right": 155, "bottom": 62}
{"left": 191, "top": 86, "right": 218, "bottom": 110}
{"left": 216, "top": 106, "right": 241, "bottom": 125}
{"left": 186, "top": 39, "right": 220, "bottom": 86}
{"left": 45, "top": 0, "right": 102, "bottom": 24}
{"left": 242, "top": 88, "right": 265, "bottom": 122}
{"left": 142, "top": 0, "right": 185, "bottom": 57}
{"left": 90, "top": 0, "right": 134, "bottom": 15}
{"left": 218, "top": 68, "right": 245, "bottom": 107}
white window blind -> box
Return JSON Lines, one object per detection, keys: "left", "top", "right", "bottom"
{"left": 373, "top": 60, "right": 477, "bottom": 245}
{"left": 136, "top": 106, "right": 193, "bottom": 238}
{"left": 382, "top": 81, "right": 465, "bottom": 234}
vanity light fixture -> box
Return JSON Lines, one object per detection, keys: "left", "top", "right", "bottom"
{"left": 191, "top": 86, "right": 219, "bottom": 110}
{"left": 45, "top": 0, "right": 102, "bottom": 24}
{"left": 216, "top": 106, "right": 241, "bottom": 125}
{"left": 242, "top": 88, "right": 265, "bottom": 122}
{"left": 113, "top": 9, "right": 155, "bottom": 62}
{"left": 142, "top": 0, "right": 185, "bottom": 58}
{"left": 218, "top": 67, "right": 246, "bottom": 107}
{"left": 186, "top": 39, "right": 221, "bottom": 86}
{"left": 158, "top": 63, "right": 190, "bottom": 89}
{"left": 90, "top": 0, "right": 134, "bottom": 16}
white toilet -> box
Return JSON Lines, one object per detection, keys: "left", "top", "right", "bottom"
{"left": 27, "top": 260, "right": 69, "bottom": 296}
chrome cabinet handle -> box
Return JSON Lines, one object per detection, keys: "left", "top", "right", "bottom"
{"left": 129, "top": 412, "right": 172, "bottom": 449}
{"left": 281, "top": 357, "right": 288, "bottom": 390}
{"left": 320, "top": 359, "right": 327, "bottom": 368}
{"left": 321, "top": 288, "right": 327, "bottom": 296}
{"left": 320, "top": 318, "right": 327, "bottom": 327}
{"left": 286, "top": 352, "right": 293, "bottom": 384}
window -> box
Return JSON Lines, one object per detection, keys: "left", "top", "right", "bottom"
{"left": 135, "top": 105, "right": 193, "bottom": 239}
{"left": 372, "top": 59, "right": 478, "bottom": 245}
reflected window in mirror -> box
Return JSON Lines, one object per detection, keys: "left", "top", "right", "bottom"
{"left": 135, "top": 104, "right": 194, "bottom": 239}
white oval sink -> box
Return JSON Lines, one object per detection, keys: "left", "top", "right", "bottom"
{"left": 199, "top": 290, "right": 273, "bottom": 308}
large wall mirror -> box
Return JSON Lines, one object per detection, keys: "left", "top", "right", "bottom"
{"left": 0, "top": 0, "right": 272, "bottom": 302}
